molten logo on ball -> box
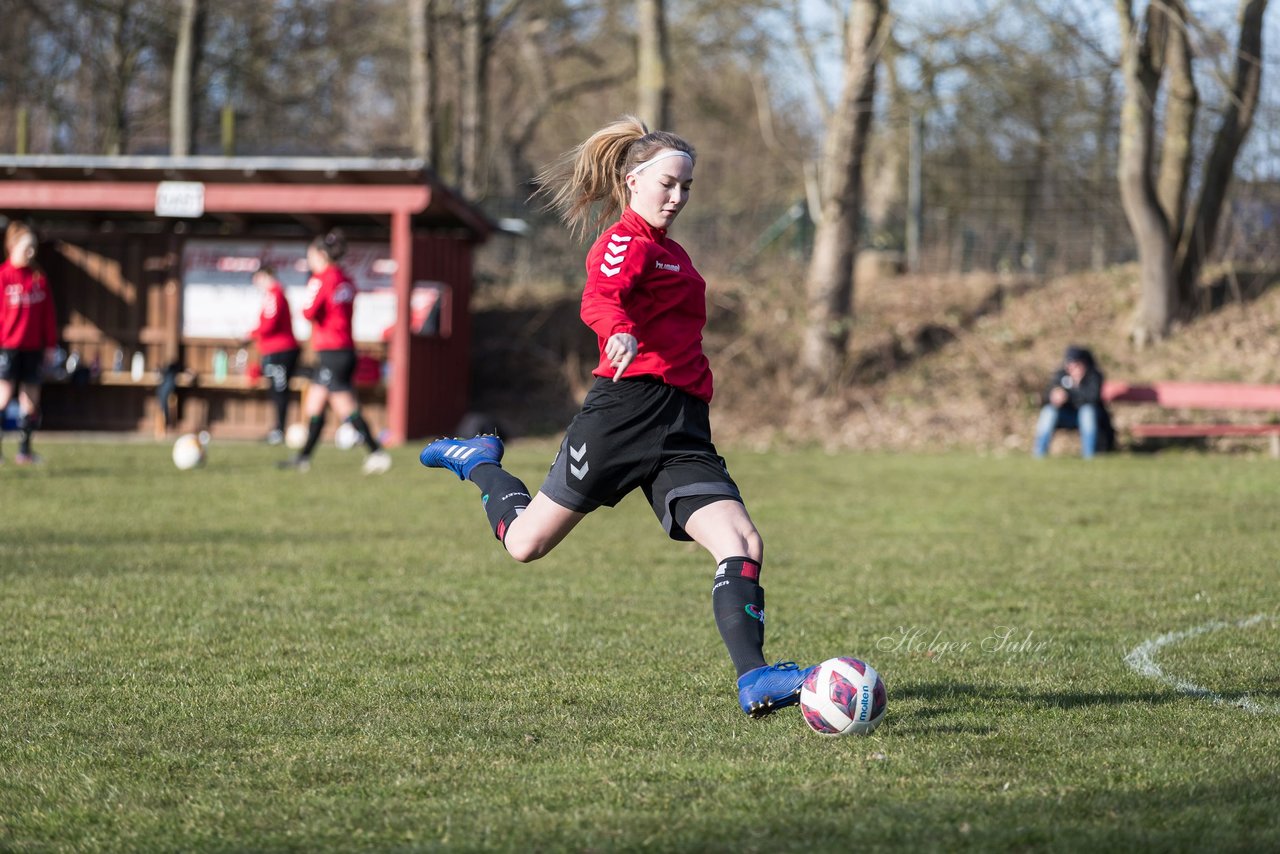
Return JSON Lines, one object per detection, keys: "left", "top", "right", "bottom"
{"left": 799, "top": 656, "right": 887, "bottom": 736}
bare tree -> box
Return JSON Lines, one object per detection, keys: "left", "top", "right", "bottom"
{"left": 1155, "top": 0, "right": 1196, "bottom": 252}
{"left": 1175, "top": 0, "right": 1268, "bottom": 310}
{"left": 459, "top": 0, "right": 523, "bottom": 198}
{"left": 1115, "top": 0, "right": 1178, "bottom": 344}
{"left": 637, "top": 0, "right": 670, "bottom": 130}
{"left": 494, "top": 7, "right": 631, "bottom": 196}
{"left": 409, "top": 0, "right": 437, "bottom": 163}
{"left": 800, "top": 0, "right": 889, "bottom": 388}
{"left": 170, "top": 0, "right": 205, "bottom": 157}
{"left": 1116, "top": 0, "right": 1268, "bottom": 343}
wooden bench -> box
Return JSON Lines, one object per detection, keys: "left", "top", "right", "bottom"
{"left": 1102, "top": 380, "right": 1280, "bottom": 457}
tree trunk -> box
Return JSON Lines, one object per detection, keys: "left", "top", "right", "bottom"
{"left": 1176, "top": 0, "right": 1268, "bottom": 311}
{"left": 170, "top": 0, "right": 205, "bottom": 157}
{"left": 1155, "top": 0, "right": 1196, "bottom": 251}
{"left": 409, "top": 0, "right": 437, "bottom": 163}
{"left": 460, "top": 0, "right": 488, "bottom": 199}
{"left": 799, "top": 0, "right": 888, "bottom": 389}
{"left": 1114, "top": 0, "right": 1176, "bottom": 345}
{"left": 637, "top": 0, "right": 670, "bottom": 130}
{"left": 1091, "top": 75, "right": 1116, "bottom": 271}
{"left": 104, "top": 1, "right": 136, "bottom": 155}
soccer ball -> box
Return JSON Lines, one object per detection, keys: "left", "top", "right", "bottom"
{"left": 284, "top": 422, "right": 309, "bottom": 450}
{"left": 334, "top": 421, "right": 359, "bottom": 450}
{"left": 172, "top": 432, "right": 207, "bottom": 470}
{"left": 799, "top": 657, "right": 887, "bottom": 736}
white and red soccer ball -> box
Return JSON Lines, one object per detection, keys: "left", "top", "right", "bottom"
{"left": 799, "top": 656, "right": 887, "bottom": 736}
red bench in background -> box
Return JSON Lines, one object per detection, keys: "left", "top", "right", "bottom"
{"left": 1102, "top": 380, "right": 1280, "bottom": 457}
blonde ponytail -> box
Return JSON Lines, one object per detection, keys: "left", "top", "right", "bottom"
{"left": 535, "top": 116, "right": 696, "bottom": 240}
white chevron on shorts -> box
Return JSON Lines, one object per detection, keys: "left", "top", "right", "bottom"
{"left": 569, "top": 442, "right": 588, "bottom": 479}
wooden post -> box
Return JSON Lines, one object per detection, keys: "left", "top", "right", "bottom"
{"left": 386, "top": 208, "right": 414, "bottom": 446}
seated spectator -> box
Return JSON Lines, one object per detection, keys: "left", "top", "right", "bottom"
{"left": 1033, "top": 345, "right": 1115, "bottom": 459}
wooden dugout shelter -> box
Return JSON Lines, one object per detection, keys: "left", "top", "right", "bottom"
{"left": 0, "top": 155, "right": 492, "bottom": 445}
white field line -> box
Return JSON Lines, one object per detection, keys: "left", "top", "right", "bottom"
{"left": 1124, "top": 614, "right": 1280, "bottom": 714}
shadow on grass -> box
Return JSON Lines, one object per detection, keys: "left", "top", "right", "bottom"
{"left": 898, "top": 679, "right": 1280, "bottom": 723}
{"left": 898, "top": 681, "right": 1185, "bottom": 709}
{"left": 502, "top": 770, "right": 1280, "bottom": 852}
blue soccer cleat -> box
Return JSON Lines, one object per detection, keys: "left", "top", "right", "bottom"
{"left": 419, "top": 434, "right": 504, "bottom": 480}
{"left": 737, "top": 661, "right": 817, "bottom": 718}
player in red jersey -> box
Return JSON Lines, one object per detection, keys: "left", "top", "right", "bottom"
{"left": 280, "top": 230, "right": 390, "bottom": 474}
{"left": 420, "top": 117, "right": 815, "bottom": 717}
{"left": 0, "top": 221, "right": 59, "bottom": 465}
{"left": 243, "top": 264, "right": 300, "bottom": 445}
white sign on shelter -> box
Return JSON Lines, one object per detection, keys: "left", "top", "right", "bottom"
{"left": 155, "top": 181, "right": 206, "bottom": 218}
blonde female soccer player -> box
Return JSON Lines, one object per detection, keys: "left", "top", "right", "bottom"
{"left": 420, "top": 117, "right": 814, "bottom": 717}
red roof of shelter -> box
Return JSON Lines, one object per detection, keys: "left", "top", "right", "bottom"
{"left": 0, "top": 155, "right": 493, "bottom": 240}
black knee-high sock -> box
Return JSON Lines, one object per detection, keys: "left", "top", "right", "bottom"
{"left": 713, "top": 556, "right": 768, "bottom": 677}
{"left": 301, "top": 413, "right": 325, "bottom": 458}
{"left": 467, "top": 463, "right": 531, "bottom": 542}
{"left": 18, "top": 409, "right": 39, "bottom": 456}
{"left": 271, "top": 387, "right": 290, "bottom": 433}
{"left": 346, "top": 410, "right": 380, "bottom": 452}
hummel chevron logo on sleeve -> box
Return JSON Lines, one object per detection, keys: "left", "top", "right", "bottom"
{"left": 600, "top": 234, "right": 633, "bottom": 277}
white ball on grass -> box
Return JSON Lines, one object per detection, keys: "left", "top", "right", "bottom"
{"left": 172, "top": 433, "right": 207, "bottom": 470}
{"left": 799, "top": 657, "right": 887, "bottom": 736}
{"left": 284, "top": 422, "right": 309, "bottom": 450}
{"left": 334, "top": 421, "right": 360, "bottom": 450}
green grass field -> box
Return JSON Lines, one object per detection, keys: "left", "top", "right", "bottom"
{"left": 3, "top": 439, "right": 1278, "bottom": 852}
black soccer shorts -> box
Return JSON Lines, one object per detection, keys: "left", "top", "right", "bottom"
{"left": 314, "top": 348, "right": 356, "bottom": 393}
{"left": 538, "top": 376, "right": 742, "bottom": 541}
{"left": 0, "top": 349, "right": 44, "bottom": 385}
{"left": 261, "top": 349, "right": 300, "bottom": 393}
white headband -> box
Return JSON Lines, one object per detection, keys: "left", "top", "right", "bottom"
{"left": 627, "top": 148, "right": 693, "bottom": 178}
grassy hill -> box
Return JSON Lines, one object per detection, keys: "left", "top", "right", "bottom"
{"left": 473, "top": 264, "right": 1280, "bottom": 455}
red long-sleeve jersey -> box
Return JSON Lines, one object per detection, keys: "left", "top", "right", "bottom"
{"left": 0, "top": 260, "right": 58, "bottom": 350}
{"left": 302, "top": 265, "right": 356, "bottom": 351}
{"left": 580, "top": 207, "right": 713, "bottom": 402}
{"left": 247, "top": 280, "right": 298, "bottom": 355}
